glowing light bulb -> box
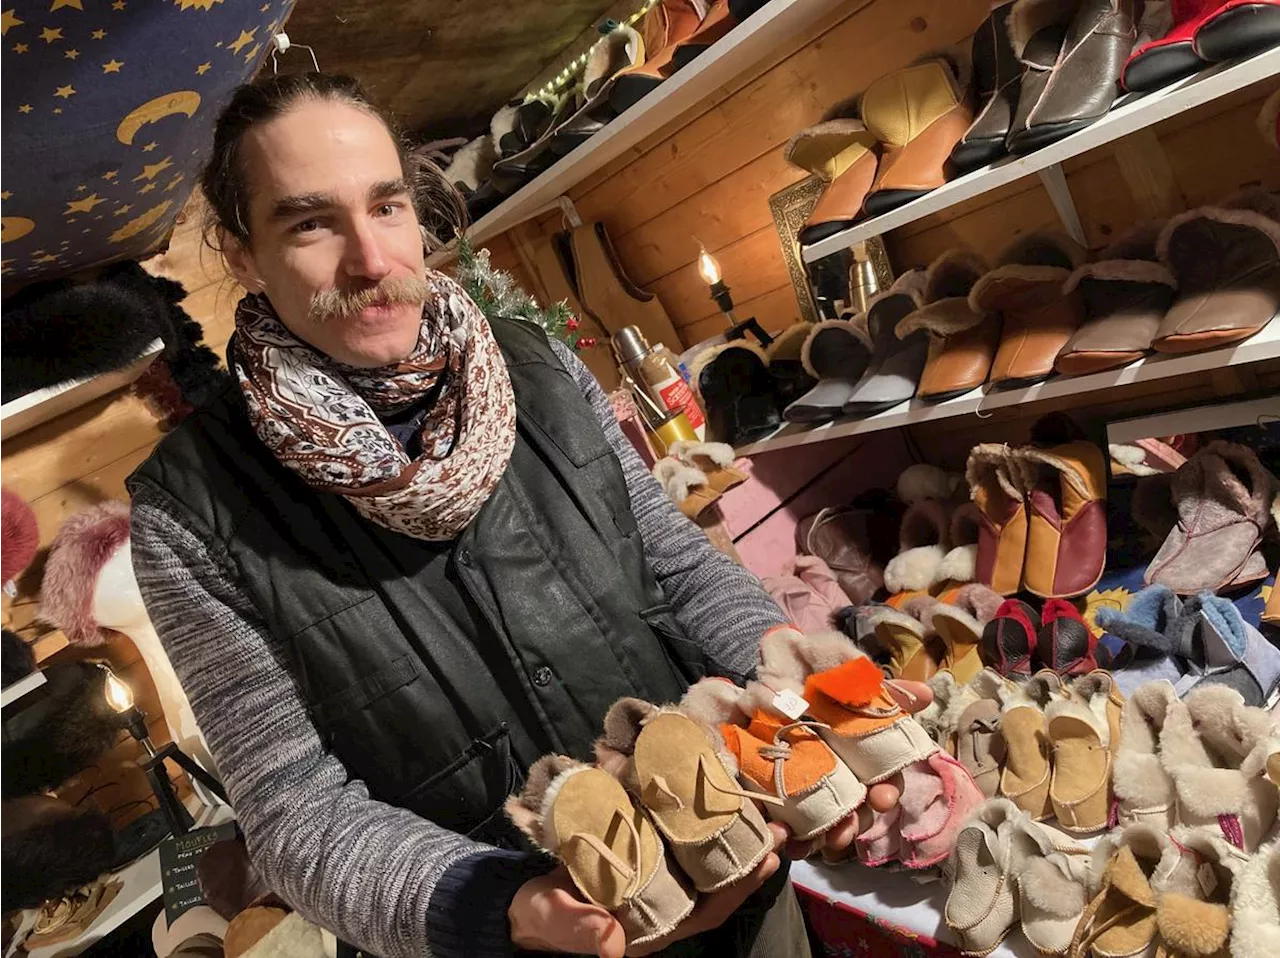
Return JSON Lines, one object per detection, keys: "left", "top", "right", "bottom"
{"left": 697, "top": 247, "right": 721, "bottom": 286}
{"left": 103, "top": 670, "right": 134, "bottom": 713}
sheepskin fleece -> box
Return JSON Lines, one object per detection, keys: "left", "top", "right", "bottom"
{"left": 1008, "top": 0, "right": 1080, "bottom": 57}
{"left": 1, "top": 487, "right": 38, "bottom": 586}
{"left": 679, "top": 677, "right": 749, "bottom": 730}
{"left": 922, "top": 249, "right": 989, "bottom": 304}
{"left": 38, "top": 500, "right": 130, "bottom": 646}
{"left": 757, "top": 627, "right": 862, "bottom": 694}
{"left": 1113, "top": 681, "right": 1178, "bottom": 811}
{"left": 442, "top": 135, "right": 496, "bottom": 192}
{"left": 935, "top": 545, "right": 977, "bottom": 585}
{"left": 1230, "top": 839, "right": 1280, "bottom": 958}
{"left": 1045, "top": 696, "right": 1110, "bottom": 746}
{"left": 667, "top": 440, "right": 737, "bottom": 469}
{"left": 505, "top": 754, "right": 585, "bottom": 852}
{"left": 799, "top": 320, "right": 869, "bottom": 380}
{"left": 1094, "top": 585, "right": 1182, "bottom": 654}
{"left": 651, "top": 458, "right": 708, "bottom": 503}
{"left": 897, "top": 463, "right": 957, "bottom": 506}
{"left": 1062, "top": 258, "right": 1178, "bottom": 294}
{"left": 966, "top": 444, "right": 1023, "bottom": 504}
{"left": 995, "top": 230, "right": 1087, "bottom": 272}
{"left": 885, "top": 545, "right": 947, "bottom": 594}
{"left": 686, "top": 339, "right": 769, "bottom": 390}
{"left": 920, "top": 671, "right": 979, "bottom": 742}
{"left": 765, "top": 322, "right": 813, "bottom": 364}
{"left": 862, "top": 268, "right": 928, "bottom": 317}
{"left": 1157, "top": 200, "right": 1280, "bottom": 269}
{"left": 489, "top": 102, "right": 519, "bottom": 145}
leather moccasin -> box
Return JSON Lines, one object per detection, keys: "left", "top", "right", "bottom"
{"left": 895, "top": 250, "right": 1000, "bottom": 402}
{"left": 796, "top": 506, "right": 884, "bottom": 606}
{"left": 1153, "top": 189, "right": 1280, "bottom": 355}
{"left": 1006, "top": 0, "right": 1139, "bottom": 155}
{"left": 1056, "top": 223, "right": 1178, "bottom": 376}
{"left": 1159, "top": 684, "right": 1279, "bottom": 852}
{"left": 1192, "top": 0, "right": 1280, "bottom": 62}
{"left": 996, "top": 671, "right": 1070, "bottom": 820}
{"left": 785, "top": 119, "right": 881, "bottom": 246}
{"left": 1121, "top": 0, "right": 1221, "bottom": 93}
{"left": 597, "top": 698, "right": 774, "bottom": 892}
{"left": 919, "top": 670, "right": 980, "bottom": 751}
{"left": 949, "top": 2, "right": 1022, "bottom": 176}
{"left": 1046, "top": 670, "right": 1123, "bottom": 834}
{"left": 954, "top": 672, "right": 1009, "bottom": 798}
{"left": 983, "top": 599, "right": 1039, "bottom": 677}
{"left": 843, "top": 269, "right": 931, "bottom": 414}
{"left": 785, "top": 319, "right": 873, "bottom": 423}
{"left": 506, "top": 755, "right": 696, "bottom": 945}
{"left": 929, "top": 584, "right": 1005, "bottom": 684}
{"left": 966, "top": 444, "right": 1030, "bottom": 596}
{"left": 679, "top": 677, "right": 865, "bottom": 842}
{"left": 1112, "top": 680, "right": 1178, "bottom": 829}
{"left": 1013, "top": 440, "right": 1108, "bottom": 599}
{"left": 969, "top": 232, "right": 1088, "bottom": 388}
{"left": 690, "top": 340, "right": 781, "bottom": 446}
{"left": 666, "top": 441, "right": 747, "bottom": 496}
{"left": 861, "top": 58, "right": 974, "bottom": 217}
{"left": 1145, "top": 440, "right": 1275, "bottom": 595}
{"left": 1036, "top": 599, "right": 1099, "bottom": 676}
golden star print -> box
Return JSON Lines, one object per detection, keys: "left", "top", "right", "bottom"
{"left": 64, "top": 48, "right": 80, "bottom": 59}
{"left": 227, "top": 27, "right": 255, "bottom": 54}
{"left": 54, "top": 84, "right": 75, "bottom": 98}
{"left": 17, "top": 103, "right": 32, "bottom": 113}
{"left": 50, "top": 0, "right": 84, "bottom": 10}
{"left": 195, "top": 61, "right": 211, "bottom": 75}
{"left": 12, "top": 42, "right": 27, "bottom": 52}
{"left": 134, "top": 157, "right": 174, "bottom": 181}
{"left": 90, "top": 27, "right": 104, "bottom": 38}
{"left": 113, "top": 205, "right": 132, "bottom": 216}
{"left": 65, "top": 193, "right": 106, "bottom": 215}
{"left": 176, "top": 0, "right": 226, "bottom": 9}
{"left": 1, "top": 9, "right": 22, "bottom": 35}
{"left": 39, "top": 26, "right": 63, "bottom": 42}
{"left": 102, "top": 170, "right": 118, "bottom": 181}
{"left": 142, "top": 141, "right": 157, "bottom": 152}
{"left": 139, "top": 182, "right": 157, "bottom": 193}
{"left": 243, "top": 42, "right": 261, "bottom": 62}
{"left": 112, "top": 0, "right": 126, "bottom": 9}
{"left": 102, "top": 58, "right": 123, "bottom": 73}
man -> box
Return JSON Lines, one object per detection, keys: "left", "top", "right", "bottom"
{"left": 129, "top": 73, "right": 889, "bottom": 958}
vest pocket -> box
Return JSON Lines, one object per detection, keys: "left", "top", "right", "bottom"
{"left": 640, "top": 604, "right": 707, "bottom": 684}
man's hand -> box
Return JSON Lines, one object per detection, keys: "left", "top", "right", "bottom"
{"left": 509, "top": 823, "right": 786, "bottom": 957}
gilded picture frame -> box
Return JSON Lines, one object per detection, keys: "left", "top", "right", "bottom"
{"left": 768, "top": 175, "right": 893, "bottom": 321}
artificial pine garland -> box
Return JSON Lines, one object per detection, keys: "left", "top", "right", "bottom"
{"left": 452, "top": 238, "right": 592, "bottom": 350}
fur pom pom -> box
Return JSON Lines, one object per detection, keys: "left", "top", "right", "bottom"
{"left": 38, "top": 500, "right": 131, "bottom": 647}
{"left": 1, "top": 487, "right": 39, "bottom": 586}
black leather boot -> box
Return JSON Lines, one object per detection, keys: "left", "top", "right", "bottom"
{"left": 949, "top": 2, "right": 1022, "bottom": 176}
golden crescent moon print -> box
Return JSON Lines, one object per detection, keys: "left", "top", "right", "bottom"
{"left": 1, "top": 217, "right": 36, "bottom": 243}
{"left": 116, "top": 91, "right": 201, "bottom": 145}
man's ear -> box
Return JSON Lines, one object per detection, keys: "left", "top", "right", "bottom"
{"left": 221, "top": 230, "right": 265, "bottom": 292}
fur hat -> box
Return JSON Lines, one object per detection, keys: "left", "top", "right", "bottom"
{"left": 1, "top": 486, "right": 39, "bottom": 587}
{"left": 1, "top": 794, "right": 117, "bottom": 911}
{"left": 38, "top": 500, "right": 131, "bottom": 647}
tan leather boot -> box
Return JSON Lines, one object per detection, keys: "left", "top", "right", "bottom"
{"left": 785, "top": 119, "right": 880, "bottom": 245}
{"left": 861, "top": 58, "right": 973, "bottom": 217}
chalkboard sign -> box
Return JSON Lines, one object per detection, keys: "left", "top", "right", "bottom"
{"left": 158, "top": 822, "right": 239, "bottom": 927}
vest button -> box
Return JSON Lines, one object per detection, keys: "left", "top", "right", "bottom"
{"left": 457, "top": 548, "right": 474, "bottom": 567}
{"left": 533, "top": 666, "right": 553, "bottom": 687}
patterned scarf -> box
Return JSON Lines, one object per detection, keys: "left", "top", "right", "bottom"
{"left": 231, "top": 273, "right": 516, "bottom": 540}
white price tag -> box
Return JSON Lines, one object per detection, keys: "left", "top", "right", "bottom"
{"left": 1198, "top": 862, "right": 1218, "bottom": 898}
{"left": 771, "top": 689, "right": 810, "bottom": 721}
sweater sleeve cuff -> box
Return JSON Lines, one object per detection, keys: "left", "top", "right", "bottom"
{"left": 425, "top": 848, "right": 558, "bottom": 958}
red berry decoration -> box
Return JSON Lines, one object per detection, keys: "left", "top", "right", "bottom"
{"left": 566, "top": 316, "right": 580, "bottom": 332}
{"left": 575, "top": 336, "right": 597, "bottom": 350}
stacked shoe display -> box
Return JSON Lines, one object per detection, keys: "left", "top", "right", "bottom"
{"left": 1123, "top": 0, "right": 1280, "bottom": 92}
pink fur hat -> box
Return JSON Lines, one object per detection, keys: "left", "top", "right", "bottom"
{"left": 1, "top": 487, "right": 39, "bottom": 587}
{"left": 38, "top": 500, "right": 131, "bottom": 646}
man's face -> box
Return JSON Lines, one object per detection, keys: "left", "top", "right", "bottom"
{"left": 226, "top": 98, "right": 427, "bottom": 368}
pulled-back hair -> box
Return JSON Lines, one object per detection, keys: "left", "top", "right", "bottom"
{"left": 200, "top": 72, "right": 465, "bottom": 249}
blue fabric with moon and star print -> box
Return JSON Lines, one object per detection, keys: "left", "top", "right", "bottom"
{"left": 2, "top": 0, "right": 296, "bottom": 284}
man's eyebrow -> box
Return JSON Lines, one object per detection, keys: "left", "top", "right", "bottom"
{"left": 370, "top": 178, "right": 410, "bottom": 200}
{"left": 270, "top": 192, "right": 335, "bottom": 220}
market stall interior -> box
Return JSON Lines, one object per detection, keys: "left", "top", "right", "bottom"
{"left": 2, "top": 0, "right": 1280, "bottom": 955}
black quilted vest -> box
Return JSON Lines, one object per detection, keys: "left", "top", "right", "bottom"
{"left": 127, "top": 318, "right": 705, "bottom": 848}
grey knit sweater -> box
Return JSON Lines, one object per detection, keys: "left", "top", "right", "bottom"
{"left": 130, "top": 339, "right": 786, "bottom": 958}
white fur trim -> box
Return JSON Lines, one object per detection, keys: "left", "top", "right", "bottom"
{"left": 884, "top": 544, "right": 946, "bottom": 594}
{"left": 1062, "top": 259, "right": 1177, "bottom": 294}
{"left": 864, "top": 604, "right": 927, "bottom": 637}
{"left": 799, "top": 320, "right": 867, "bottom": 380}
{"left": 667, "top": 440, "right": 736, "bottom": 469}
{"left": 966, "top": 444, "right": 1024, "bottom": 503}
{"left": 1230, "top": 839, "right": 1280, "bottom": 958}
{"left": 679, "top": 678, "right": 750, "bottom": 729}
{"left": 931, "top": 602, "right": 983, "bottom": 641}
{"left": 758, "top": 628, "right": 863, "bottom": 694}
{"left": 935, "top": 544, "right": 977, "bottom": 585}
{"left": 443, "top": 135, "right": 497, "bottom": 191}
{"left": 490, "top": 103, "right": 519, "bottom": 145}
{"left": 1046, "top": 696, "right": 1109, "bottom": 746}
{"left": 651, "top": 458, "right": 709, "bottom": 502}
{"left": 1014, "top": 446, "right": 1097, "bottom": 504}
{"left": 925, "top": 671, "right": 981, "bottom": 740}
{"left": 970, "top": 667, "right": 1017, "bottom": 703}
{"left": 897, "top": 464, "right": 954, "bottom": 505}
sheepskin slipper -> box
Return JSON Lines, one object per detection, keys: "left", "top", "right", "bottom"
{"left": 929, "top": 584, "right": 1004, "bottom": 683}
{"left": 1046, "top": 671, "right": 1123, "bottom": 834}
{"left": 982, "top": 599, "right": 1039, "bottom": 677}
{"left": 936, "top": 502, "right": 984, "bottom": 590}
{"left": 796, "top": 506, "right": 884, "bottom": 606}
{"left": 995, "top": 671, "right": 1069, "bottom": 820}
{"left": 859, "top": 602, "right": 943, "bottom": 682}
{"left": 1159, "top": 684, "right": 1279, "bottom": 852}
{"left": 919, "top": 670, "right": 980, "bottom": 751}
{"left": 666, "top": 440, "right": 748, "bottom": 495}
{"left": 1112, "top": 680, "right": 1179, "bottom": 829}
{"left": 1230, "top": 837, "right": 1280, "bottom": 958}
{"left": 1036, "top": 599, "right": 1099, "bottom": 676}
{"left": 953, "top": 676, "right": 1007, "bottom": 799}
{"left": 784, "top": 320, "right": 873, "bottom": 423}
{"left": 884, "top": 498, "right": 952, "bottom": 599}
{"left": 690, "top": 340, "right": 781, "bottom": 447}
{"left": 1146, "top": 440, "right": 1276, "bottom": 595}
{"left": 596, "top": 698, "right": 773, "bottom": 892}
{"left": 1168, "top": 591, "right": 1280, "bottom": 706}
{"left": 651, "top": 457, "right": 718, "bottom": 519}
{"left": 757, "top": 627, "right": 984, "bottom": 868}
{"left": 1094, "top": 585, "right": 1187, "bottom": 697}
{"left": 966, "top": 443, "right": 1029, "bottom": 596}
{"left": 678, "top": 677, "right": 865, "bottom": 842}
{"left": 505, "top": 755, "right": 696, "bottom": 945}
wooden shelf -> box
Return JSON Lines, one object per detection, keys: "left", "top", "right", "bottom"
{"left": 0, "top": 340, "right": 163, "bottom": 441}
{"left": 427, "top": 0, "right": 858, "bottom": 265}
{"left": 738, "top": 317, "right": 1280, "bottom": 456}
{"left": 800, "top": 47, "right": 1280, "bottom": 263}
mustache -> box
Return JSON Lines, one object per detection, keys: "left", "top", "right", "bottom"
{"left": 308, "top": 275, "right": 432, "bottom": 323}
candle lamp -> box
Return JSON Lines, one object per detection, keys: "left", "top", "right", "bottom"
{"left": 696, "top": 245, "right": 773, "bottom": 348}
{"left": 100, "top": 665, "right": 227, "bottom": 836}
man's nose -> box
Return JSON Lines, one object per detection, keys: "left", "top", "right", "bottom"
{"left": 343, "top": 219, "right": 392, "bottom": 280}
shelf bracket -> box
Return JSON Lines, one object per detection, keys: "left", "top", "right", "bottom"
{"left": 1037, "top": 164, "right": 1087, "bottom": 247}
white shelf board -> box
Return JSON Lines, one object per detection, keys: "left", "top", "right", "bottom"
{"left": 801, "top": 47, "right": 1280, "bottom": 264}
{"left": 0, "top": 339, "right": 163, "bottom": 441}
{"left": 1108, "top": 395, "right": 1280, "bottom": 444}
{"left": 20, "top": 803, "right": 235, "bottom": 958}
{"left": 0, "top": 669, "right": 46, "bottom": 708}
{"left": 427, "top": 0, "right": 855, "bottom": 265}
{"left": 738, "top": 316, "right": 1280, "bottom": 456}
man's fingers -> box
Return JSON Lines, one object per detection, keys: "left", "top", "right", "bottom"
{"left": 821, "top": 813, "right": 859, "bottom": 855}
{"left": 867, "top": 780, "right": 902, "bottom": 812}
{"left": 886, "top": 679, "right": 933, "bottom": 714}
{"left": 593, "top": 916, "right": 626, "bottom": 958}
